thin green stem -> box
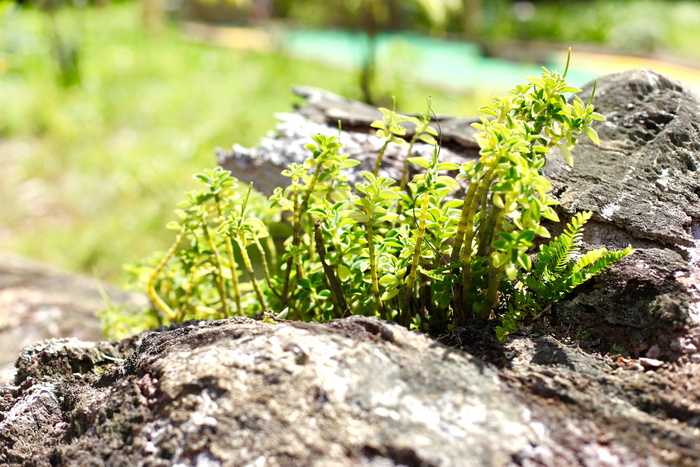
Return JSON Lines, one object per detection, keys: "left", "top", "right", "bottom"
{"left": 215, "top": 194, "right": 242, "bottom": 316}
{"left": 450, "top": 180, "right": 478, "bottom": 265}
{"left": 480, "top": 207, "right": 507, "bottom": 322}
{"left": 254, "top": 237, "right": 281, "bottom": 300}
{"left": 399, "top": 139, "right": 417, "bottom": 191}
{"left": 201, "top": 219, "right": 230, "bottom": 318}
{"left": 314, "top": 222, "right": 348, "bottom": 318}
{"left": 373, "top": 140, "right": 391, "bottom": 177}
{"left": 365, "top": 222, "right": 385, "bottom": 319}
{"left": 282, "top": 183, "right": 300, "bottom": 300}
{"left": 402, "top": 189, "right": 429, "bottom": 325}
{"left": 224, "top": 238, "right": 243, "bottom": 316}
{"left": 236, "top": 238, "right": 267, "bottom": 310}
{"left": 147, "top": 227, "right": 184, "bottom": 322}
{"left": 180, "top": 261, "right": 199, "bottom": 321}
{"left": 283, "top": 164, "right": 325, "bottom": 300}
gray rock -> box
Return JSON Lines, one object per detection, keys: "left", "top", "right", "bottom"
{"left": 542, "top": 69, "right": 700, "bottom": 355}
{"left": 0, "top": 253, "right": 147, "bottom": 385}
{"left": 548, "top": 69, "right": 700, "bottom": 247}
{"left": 3, "top": 316, "right": 700, "bottom": 466}
{"left": 2, "top": 317, "right": 534, "bottom": 466}
{"left": 216, "top": 86, "right": 479, "bottom": 197}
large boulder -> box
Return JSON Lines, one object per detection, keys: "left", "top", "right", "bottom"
{"left": 543, "top": 69, "right": 700, "bottom": 356}
{"left": 3, "top": 316, "right": 700, "bottom": 466}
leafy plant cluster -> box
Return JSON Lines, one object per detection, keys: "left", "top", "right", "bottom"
{"left": 126, "top": 56, "right": 632, "bottom": 340}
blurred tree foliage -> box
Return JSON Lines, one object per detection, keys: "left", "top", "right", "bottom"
{"left": 262, "top": 0, "right": 685, "bottom": 57}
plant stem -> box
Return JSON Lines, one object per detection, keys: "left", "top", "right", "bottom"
{"left": 373, "top": 140, "right": 391, "bottom": 177}
{"left": 314, "top": 222, "right": 348, "bottom": 317}
{"left": 180, "top": 261, "right": 199, "bottom": 321}
{"left": 450, "top": 179, "right": 479, "bottom": 265}
{"left": 215, "top": 194, "right": 242, "bottom": 316}
{"left": 399, "top": 139, "right": 417, "bottom": 191}
{"left": 402, "top": 189, "right": 429, "bottom": 325}
{"left": 254, "top": 237, "right": 281, "bottom": 299}
{"left": 282, "top": 183, "right": 300, "bottom": 300}
{"left": 201, "top": 219, "right": 230, "bottom": 318}
{"left": 236, "top": 238, "right": 267, "bottom": 310}
{"left": 225, "top": 239, "right": 243, "bottom": 316}
{"left": 266, "top": 234, "right": 277, "bottom": 272}
{"left": 451, "top": 176, "right": 482, "bottom": 325}
{"left": 480, "top": 207, "right": 506, "bottom": 321}
{"left": 365, "top": 222, "right": 385, "bottom": 319}
{"left": 477, "top": 202, "right": 503, "bottom": 258}
{"left": 283, "top": 165, "right": 325, "bottom": 300}
{"left": 147, "top": 227, "right": 184, "bottom": 321}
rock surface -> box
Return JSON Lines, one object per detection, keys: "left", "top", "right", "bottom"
{"left": 2, "top": 69, "right": 700, "bottom": 465}
{"left": 4, "top": 316, "right": 700, "bottom": 466}
{"left": 3, "top": 315, "right": 700, "bottom": 466}
{"left": 216, "top": 86, "right": 480, "bottom": 197}
{"left": 543, "top": 69, "right": 700, "bottom": 356}
{"left": 0, "top": 253, "right": 146, "bottom": 385}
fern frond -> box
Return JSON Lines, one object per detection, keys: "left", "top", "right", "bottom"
{"left": 572, "top": 245, "right": 634, "bottom": 284}
{"left": 572, "top": 248, "right": 607, "bottom": 273}
{"left": 496, "top": 305, "right": 529, "bottom": 341}
{"left": 536, "top": 211, "right": 592, "bottom": 277}
{"left": 504, "top": 214, "right": 633, "bottom": 339}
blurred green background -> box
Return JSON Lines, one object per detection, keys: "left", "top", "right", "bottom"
{"left": 2, "top": 0, "right": 700, "bottom": 287}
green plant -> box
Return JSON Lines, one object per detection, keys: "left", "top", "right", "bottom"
{"left": 497, "top": 211, "right": 634, "bottom": 341}
{"left": 123, "top": 55, "right": 632, "bottom": 339}
{"left": 3, "top": 3, "right": 476, "bottom": 286}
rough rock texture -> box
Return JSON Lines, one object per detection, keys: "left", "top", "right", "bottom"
{"left": 0, "top": 253, "right": 147, "bottom": 385}
{"left": 2, "top": 69, "right": 700, "bottom": 466}
{"left": 5, "top": 316, "right": 700, "bottom": 466}
{"left": 542, "top": 69, "right": 700, "bottom": 356}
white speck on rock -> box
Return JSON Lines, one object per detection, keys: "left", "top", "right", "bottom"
{"left": 600, "top": 203, "right": 621, "bottom": 220}
{"left": 656, "top": 168, "right": 671, "bottom": 189}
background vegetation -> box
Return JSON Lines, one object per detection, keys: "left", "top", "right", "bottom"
{"left": 0, "top": 2, "right": 477, "bottom": 284}
{"left": 1, "top": 0, "right": 699, "bottom": 289}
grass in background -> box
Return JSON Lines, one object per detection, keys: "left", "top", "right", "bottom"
{"left": 0, "top": 2, "right": 481, "bottom": 285}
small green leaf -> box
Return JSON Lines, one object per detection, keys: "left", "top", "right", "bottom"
{"left": 407, "top": 157, "right": 431, "bottom": 169}
{"left": 436, "top": 176, "right": 459, "bottom": 190}
{"left": 338, "top": 265, "right": 351, "bottom": 281}
{"left": 583, "top": 125, "right": 600, "bottom": 145}
{"left": 341, "top": 159, "right": 361, "bottom": 168}
{"left": 561, "top": 85, "right": 583, "bottom": 93}
{"left": 559, "top": 142, "right": 574, "bottom": 167}
{"left": 379, "top": 189, "right": 401, "bottom": 200}
{"left": 380, "top": 288, "right": 400, "bottom": 301}
{"left": 437, "top": 162, "right": 459, "bottom": 171}
{"left": 526, "top": 76, "right": 547, "bottom": 89}
{"left": 418, "top": 134, "right": 437, "bottom": 145}
{"left": 379, "top": 274, "right": 399, "bottom": 288}
{"left": 371, "top": 120, "right": 387, "bottom": 130}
